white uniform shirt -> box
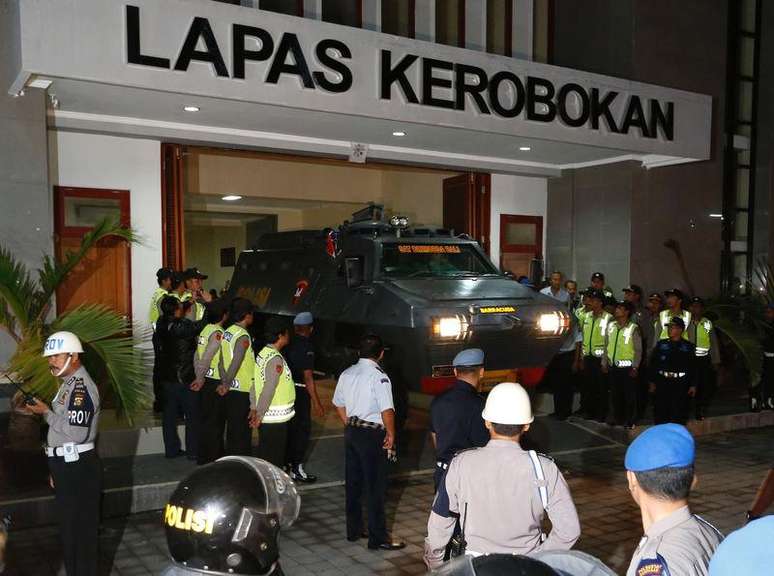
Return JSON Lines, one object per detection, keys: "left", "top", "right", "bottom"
{"left": 332, "top": 358, "right": 394, "bottom": 425}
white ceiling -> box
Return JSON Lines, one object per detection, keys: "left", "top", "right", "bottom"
{"left": 44, "top": 77, "right": 680, "bottom": 177}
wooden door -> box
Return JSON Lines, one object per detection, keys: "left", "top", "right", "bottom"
{"left": 442, "top": 173, "right": 491, "bottom": 255}
{"left": 161, "top": 143, "right": 186, "bottom": 269}
{"left": 54, "top": 187, "right": 132, "bottom": 318}
{"left": 500, "top": 214, "right": 543, "bottom": 278}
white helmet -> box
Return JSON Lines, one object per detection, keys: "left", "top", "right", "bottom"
{"left": 43, "top": 331, "right": 84, "bottom": 357}
{"left": 481, "top": 382, "right": 534, "bottom": 425}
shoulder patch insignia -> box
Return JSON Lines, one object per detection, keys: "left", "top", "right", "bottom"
{"left": 241, "top": 339, "right": 250, "bottom": 349}
{"left": 636, "top": 555, "right": 670, "bottom": 576}
{"left": 275, "top": 363, "right": 283, "bottom": 374}
{"left": 215, "top": 333, "right": 222, "bottom": 341}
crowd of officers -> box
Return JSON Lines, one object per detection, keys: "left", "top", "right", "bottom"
{"left": 539, "top": 271, "right": 723, "bottom": 428}
{"left": 149, "top": 266, "right": 324, "bottom": 482}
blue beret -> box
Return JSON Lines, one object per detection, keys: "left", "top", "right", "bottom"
{"left": 293, "top": 312, "right": 314, "bottom": 326}
{"left": 709, "top": 517, "right": 774, "bottom": 575}
{"left": 624, "top": 424, "right": 695, "bottom": 472}
{"left": 453, "top": 348, "right": 484, "bottom": 367}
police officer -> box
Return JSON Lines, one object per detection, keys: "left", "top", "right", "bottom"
{"left": 284, "top": 312, "right": 324, "bottom": 483}
{"left": 657, "top": 289, "right": 691, "bottom": 340}
{"left": 624, "top": 424, "right": 721, "bottom": 576}
{"left": 250, "top": 317, "right": 296, "bottom": 468}
{"left": 758, "top": 304, "right": 774, "bottom": 411}
{"left": 687, "top": 297, "right": 721, "bottom": 420}
{"left": 709, "top": 517, "right": 774, "bottom": 575}
{"left": 590, "top": 272, "right": 613, "bottom": 300}
{"left": 429, "top": 349, "right": 489, "bottom": 491}
{"left": 601, "top": 301, "right": 642, "bottom": 428}
{"left": 192, "top": 299, "right": 228, "bottom": 464}
{"left": 579, "top": 289, "right": 612, "bottom": 421}
{"left": 161, "top": 456, "right": 300, "bottom": 576}
{"left": 26, "top": 331, "right": 101, "bottom": 576}
{"left": 424, "top": 383, "right": 580, "bottom": 569}
{"left": 151, "top": 267, "right": 175, "bottom": 413}
{"left": 183, "top": 267, "right": 209, "bottom": 321}
{"left": 646, "top": 292, "right": 665, "bottom": 351}
{"left": 332, "top": 334, "right": 405, "bottom": 550}
{"left": 220, "top": 298, "right": 255, "bottom": 456}
{"left": 650, "top": 317, "right": 697, "bottom": 424}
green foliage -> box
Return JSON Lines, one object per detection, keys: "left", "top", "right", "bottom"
{"left": 0, "top": 217, "right": 148, "bottom": 423}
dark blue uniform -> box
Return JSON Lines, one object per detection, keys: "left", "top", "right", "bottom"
{"left": 429, "top": 380, "right": 489, "bottom": 490}
{"left": 650, "top": 339, "right": 697, "bottom": 424}
{"left": 284, "top": 335, "right": 315, "bottom": 467}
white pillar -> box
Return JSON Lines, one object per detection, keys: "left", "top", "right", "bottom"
{"left": 512, "top": 0, "right": 534, "bottom": 60}
{"left": 362, "top": 0, "right": 381, "bottom": 31}
{"left": 303, "top": 0, "right": 322, "bottom": 19}
{"left": 414, "top": 0, "right": 435, "bottom": 42}
{"left": 465, "top": 0, "right": 486, "bottom": 52}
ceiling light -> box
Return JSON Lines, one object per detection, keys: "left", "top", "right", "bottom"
{"left": 222, "top": 195, "right": 242, "bottom": 201}
{"left": 392, "top": 130, "right": 406, "bottom": 137}
{"left": 183, "top": 105, "right": 200, "bottom": 112}
{"left": 519, "top": 146, "right": 531, "bottom": 151}
{"left": 709, "top": 213, "right": 723, "bottom": 218}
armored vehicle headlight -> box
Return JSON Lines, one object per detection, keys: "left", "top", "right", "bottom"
{"left": 432, "top": 315, "right": 469, "bottom": 340}
{"left": 537, "top": 311, "right": 570, "bottom": 335}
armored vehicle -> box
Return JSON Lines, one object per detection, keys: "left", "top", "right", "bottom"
{"left": 229, "top": 205, "right": 570, "bottom": 398}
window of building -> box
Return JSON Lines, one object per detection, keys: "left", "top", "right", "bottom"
{"left": 486, "top": 0, "right": 513, "bottom": 56}
{"left": 382, "top": 0, "right": 414, "bottom": 38}
{"left": 436, "top": 0, "right": 465, "bottom": 47}
{"left": 322, "top": 0, "right": 362, "bottom": 28}
{"left": 259, "top": 0, "right": 302, "bottom": 17}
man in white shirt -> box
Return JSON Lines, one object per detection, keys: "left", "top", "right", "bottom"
{"left": 540, "top": 271, "right": 570, "bottom": 303}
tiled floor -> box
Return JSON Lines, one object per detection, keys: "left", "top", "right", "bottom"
{"left": 4, "top": 426, "right": 772, "bottom": 576}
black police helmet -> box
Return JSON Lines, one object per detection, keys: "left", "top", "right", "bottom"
{"left": 434, "top": 555, "right": 558, "bottom": 576}
{"left": 164, "top": 457, "right": 299, "bottom": 575}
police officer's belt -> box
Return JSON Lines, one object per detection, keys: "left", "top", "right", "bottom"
{"left": 45, "top": 442, "right": 95, "bottom": 457}
{"left": 658, "top": 371, "right": 687, "bottom": 378}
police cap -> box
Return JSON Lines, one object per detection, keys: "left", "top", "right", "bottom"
{"left": 648, "top": 292, "right": 664, "bottom": 302}
{"left": 664, "top": 288, "right": 684, "bottom": 300}
{"left": 708, "top": 516, "right": 774, "bottom": 576}
{"left": 622, "top": 285, "right": 643, "bottom": 296}
{"left": 586, "top": 289, "right": 604, "bottom": 301}
{"left": 184, "top": 267, "right": 208, "bottom": 280}
{"left": 171, "top": 272, "right": 185, "bottom": 287}
{"left": 293, "top": 312, "right": 314, "bottom": 326}
{"left": 591, "top": 272, "right": 605, "bottom": 281}
{"left": 689, "top": 296, "right": 705, "bottom": 306}
{"left": 453, "top": 348, "right": 484, "bottom": 368}
{"left": 624, "top": 423, "right": 695, "bottom": 472}
{"left": 615, "top": 301, "right": 634, "bottom": 315}
{"left": 668, "top": 316, "right": 686, "bottom": 330}
{"left": 435, "top": 554, "right": 558, "bottom": 576}
{"left": 156, "top": 267, "right": 174, "bottom": 281}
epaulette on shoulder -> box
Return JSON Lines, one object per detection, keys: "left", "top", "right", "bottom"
{"left": 375, "top": 365, "right": 385, "bottom": 374}
{"left": 451, "top": 447, "right": 481, "bottom": 461}
{"left": 536, "top": 451, "right": 555, "bottom": 463}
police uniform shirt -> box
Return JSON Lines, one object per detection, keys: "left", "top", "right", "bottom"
{"left": 626, "top": 506, "right": 721, "bottom": 576}
{"left": 651, "top": 339, "right": 697, "bottom": 384}
{"left": 332, "top": 358, "right": 394, "bottom": 425}
{"left": 284, "top": 335, "right": 315, "bottom": 385}
{"left": 424, "top": 440, "right": 580, "bottom": 569}
{"left": 429, "top": 380, "right": 488, "bottom": 464}
{"left": 45, "top": 365, "right": 100, "bottom": 447}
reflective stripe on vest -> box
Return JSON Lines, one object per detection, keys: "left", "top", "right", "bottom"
{"left": 221, "top": 324, "right": 253, "bottom": 393}
{"left": 149, "top": 287, "right": 168, "bottom": 325}
{"left": 693, "top": 318, "right": 713, "bottom": 357}
{"left": 197, "top": 324, "right": 223, "bottom": 380}
{"left": 583, "top": 312, "right": 612, "bottom": 356}
{"left": 658, "top": 309, "right": 692, "bottom": 340}
{"left": 254, "top": 346, "right": 296, "bottom": 423}
{"left": 607, "top": 321, "right": 637, "bottom": 366}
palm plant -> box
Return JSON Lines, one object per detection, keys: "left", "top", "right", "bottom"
{"left": 0, "top": 217, "right": 149, "bottom": 423}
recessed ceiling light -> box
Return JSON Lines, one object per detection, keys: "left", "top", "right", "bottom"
{"left": 392, "top": 130, "right": 406, "bottom": 137}
{"left": 183, "top": 105, "right": 200, "bottom": 112}
{"left": 519, "top": 146, "right": 531, "bottom": 151}
{"left": 222, "top": 195, "right": 242, "bottom": 201}
{"left": 709, "top": 213, "right": 723, "bottom": 218}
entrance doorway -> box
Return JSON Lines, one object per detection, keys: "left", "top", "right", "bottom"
{"left": 499, "top": 214, "right": 543, "bottom": 280}
{"left": 442, "top": 173, "right": 491, "bottom": 255}
{"left": 53, "top": 186, "right": 132, "bottom": 317}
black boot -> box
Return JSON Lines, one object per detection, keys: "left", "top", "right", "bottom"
{"left": 290, "top": 464, "right": 317, "bottom": 483}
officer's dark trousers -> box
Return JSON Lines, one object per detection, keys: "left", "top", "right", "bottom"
{"left": 694, "top": 356, "right": 716, "bottom": 418}
{"left": 197, "top": 377, "right": 227, "bottom": 464}
{"left": 286, "top": 386, "right": 311, "bottom": 466}
{"left": 152, "top": 330, "right": 163, "bottom": 411}
{"left": 344, "top": 426, "right": 388, "bottom": 545}
{"left": 162, "top": 380, "right": 198, "bottom": 458}
{"left": 551, "top": 351, "right": 576, "bottom": 419}
{"left": 225, "top": 391, "right": 252, "bottom": 456}
{"left": 583, "top": 356, "right": 607, "bottom": 420}
{"left": 257, "top": 422, "right": 289, "bottom": 467}
{"left": 48, "top": 451, "right": 102, "bottom": 576}
{"left": 610, "top": 367, "right": 638, "bottom": 426}
{"left": 654, "top": 377, "right": 690, "bottom": 424}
